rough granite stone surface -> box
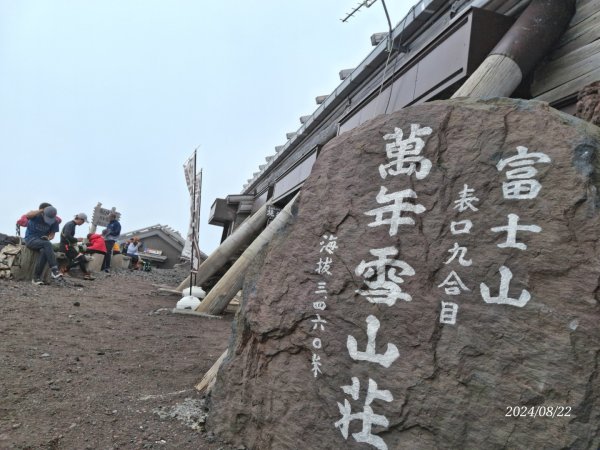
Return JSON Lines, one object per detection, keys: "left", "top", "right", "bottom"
{"left": 576, "top": 80, "right": 600, "bottom": 126}
{"left": 208, "top": 98, "right": 600, "bottom": 450}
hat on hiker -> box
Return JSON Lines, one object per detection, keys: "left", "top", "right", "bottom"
{"left": 43, "top": 206, "right": 57, "bottom": 225}
{"left": 75, "top": 212, "right": 88, "bottom": 223}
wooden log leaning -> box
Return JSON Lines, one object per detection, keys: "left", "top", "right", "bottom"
{"left": 453, "top": 0, "right": 575, "bottom": 100}
{"left": 195, "top": 193, "right": 299, "bottom": 316}
{"left": 452, "top": 54, "right": 523, "bottom": 99}
{"left": 195, "top": 349, "right": 228, "bottom": 393}
{"left": 175, "top": 203, "right": 269, "bottom": 293}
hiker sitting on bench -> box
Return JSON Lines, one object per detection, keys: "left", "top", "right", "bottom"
{"left": 85, "top": 233, "right": 106, "bottom": 255}
{"left": 24, "top": 205, "right": 63, "bottom": 285}
{"left": 126, "top": 237, "right": 142, "bottom": 270}
{"left": 60, "top": 213, "right": 95, "bottom": 280}
{"left": 17, "top": 202, "right": 61, "bottom": 237}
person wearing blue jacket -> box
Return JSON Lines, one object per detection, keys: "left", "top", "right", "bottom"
{"left": 101, "top": 213, "right": 121, "bottom": 273}
{"left": 24, "top": 205, "right": 64, "bottom": 285}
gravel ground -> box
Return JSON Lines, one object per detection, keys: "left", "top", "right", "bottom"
{"left": 0, "top": 267, "right": 239, "bottom": 450}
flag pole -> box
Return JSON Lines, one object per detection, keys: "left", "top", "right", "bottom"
{"left": 197, "top": 168, "right": 203, "bottom": 275}
{"left": 194, "top": 168, "right": 202, "bottom": 286}
{"left": 189, "top": 149, "right": 197, "bottom": 297}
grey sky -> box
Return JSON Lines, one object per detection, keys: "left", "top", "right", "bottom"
{"left": 0, "top": 0, "right": 412, "bottom": 253}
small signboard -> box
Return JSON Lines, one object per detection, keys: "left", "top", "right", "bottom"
{"left": 91, "top": 202, "right": 121, "bottom": 227}
{"left": 266, "top": 205, "right": 282, "bottom": 224}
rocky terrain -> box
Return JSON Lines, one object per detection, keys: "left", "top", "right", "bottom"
{"left": 0, "top": 266, "right": 238, "bottom": 450}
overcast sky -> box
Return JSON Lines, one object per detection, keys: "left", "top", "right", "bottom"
{"left": 0, "top": 0, "right": 413, "bottom": 254}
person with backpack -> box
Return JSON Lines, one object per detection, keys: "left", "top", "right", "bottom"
{"left": 23, "top": 205, "right": 63, "bottom": 285}
{"left": 60, "top": 213, "right": 95, "bottom": 280}
{"left": 101, "top": 212, "right": 121, "bottom": 273}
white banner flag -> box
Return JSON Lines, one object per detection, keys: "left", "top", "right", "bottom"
{"left": 181, "top": 152, "right": 202, "bottom": 269}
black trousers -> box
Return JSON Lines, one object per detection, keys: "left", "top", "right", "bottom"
{"left": 102, "top": 240, "right": 115, "bottom": 270}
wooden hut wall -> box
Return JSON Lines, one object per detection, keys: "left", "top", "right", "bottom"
{"left": 532, "top": 0, "right": 600, "bottom": 105}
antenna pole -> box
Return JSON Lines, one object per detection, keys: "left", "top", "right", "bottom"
{"left": 341, "top": 0, "right": 378, "bottom": 22}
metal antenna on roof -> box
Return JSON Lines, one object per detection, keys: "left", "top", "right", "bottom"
{"left": 341, "top": 0, "right": 378, "bottom": 22}
{"left": 341, "top": 0, "right": 405, "bottom": 54}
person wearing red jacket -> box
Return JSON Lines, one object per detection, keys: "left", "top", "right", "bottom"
{"left": 85, "top": 233, "right": 107, "bottom": 255}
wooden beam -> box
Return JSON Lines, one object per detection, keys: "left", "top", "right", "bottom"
{"left": 575, "top": 0, "right": 598, "bottom": 10}
{"left": 452, "top": 54, "right": 522, "bottom": 99}
{"left": 170, "top": 308, "right": 222, "bottom": 319}
{"left": 175, "top": 203, "right": 268, "bottom": 293}
{"left": 532, "top": 40, "right": 600, "bottom": 96}
{"left": 534, "top": 65, "right": 600, "bottom": 103}
{"left": 195, "top": 350, "right": 228, "bottom": 393}
{"left": 571, "top": 0, "right": 600, "bottom": 27}
{"left": 195, "top": 194, "right": 299, "bottom": 316}
{"left": 551, "top": 9, "right": 600, "bottom": 60}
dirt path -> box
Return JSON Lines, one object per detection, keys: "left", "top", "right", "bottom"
{"left": 0, "top": 269, "right": 236, "bottom": 450}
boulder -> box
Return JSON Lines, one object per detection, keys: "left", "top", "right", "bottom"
{"left": 576, "top": 80, "right": 600, "bottom": 126}
{"left": 86, "top": 253, "right": 104, "bottom": 273}
{"left": 207, "top": 98, "right": 600, "bottom": 449}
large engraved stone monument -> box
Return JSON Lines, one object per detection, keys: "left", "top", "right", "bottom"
{"left": 208, "top": 98, "right": 600, "bottom": 449}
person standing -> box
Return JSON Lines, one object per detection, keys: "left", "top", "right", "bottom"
{"left": 23, "top": 205, "right": 63, "bottom": 285}
{"left": 60, "top": 213, "right": 95, "bottom": 280}
{"left": 101, "top": 213, "right": 121, "bottom": 273}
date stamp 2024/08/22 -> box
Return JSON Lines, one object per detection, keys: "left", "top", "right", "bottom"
{"left": 506, "top": 405, "right": 572, "bottom": 418}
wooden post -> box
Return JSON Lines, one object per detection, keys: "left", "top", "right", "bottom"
{"left": 195, "top": 349, "right": 228, "bottom": 393}
{"left": 195, "top": 194, "right": 298, "bottom": 315}
{"left": 175, "top": 203, "right": 269, "bottom": 292}
{"left": 452, "top": 54, "right": 523, "bottom": 99}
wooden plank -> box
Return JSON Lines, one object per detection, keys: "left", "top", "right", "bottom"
{"left": 157, "top": 287, "right": 183, "bottom": 296}
{"left": 552, "top": 9, "right": 600, "bottom": 60}
{"left": 559, "top": 9, "right": 600, "bottom": 46}
{"left": 551, "top": 29, "right": 600, "bottom": 60}
{"left": 572, "top": 0, "right": 600, "bottom": 27}
{"left": 552, "top": 33, "right": 600, "bottom": 61}
{"left": 170, "top": 308, "right": 223, "bottom": 319}
{"left": 195, "top": 350, "right": 228, "bottom": 393}
{"left": 538, "top": 39, "right": 600, "bottom": 78}
{"left": 532, "top": 40, "right": 600, "bottom": 96}
{"left": 576, "top": 0, "right": 598, "bottom": 10}
{"left": 534, "top": 65, "right": 600, "bottom": 103}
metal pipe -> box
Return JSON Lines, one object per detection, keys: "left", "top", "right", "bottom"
{"left": 494, "top": 0, "right": 575, "bottom": 76}
{"left": 453, "top": 0, "right": 575, "bottom": 99}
